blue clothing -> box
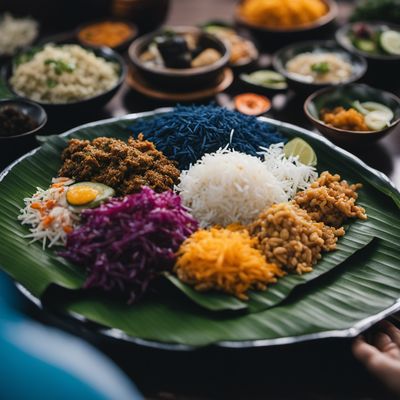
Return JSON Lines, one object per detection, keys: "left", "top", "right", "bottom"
{"left": 0, "top": 272, "right": 143, "bottom": 400}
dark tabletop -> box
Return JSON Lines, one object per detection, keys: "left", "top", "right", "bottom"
{"left": 2, "top": 1, "right": 400, "bottom": 399}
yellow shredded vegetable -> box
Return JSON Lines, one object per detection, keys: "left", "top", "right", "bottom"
{"left": 174, "top": 227, "right": 284, "bottom": 300}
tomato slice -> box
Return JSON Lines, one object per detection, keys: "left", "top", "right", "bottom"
{"left": 234, "top": 93, "right": 271, "bottom": 116}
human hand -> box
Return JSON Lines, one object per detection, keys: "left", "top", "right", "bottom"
{"left": 353, "top": 320, "right": 400, "bottom": 396}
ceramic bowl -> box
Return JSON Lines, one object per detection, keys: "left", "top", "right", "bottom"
{"left": 273, "top": 40, "right": 367, "bottom": 95}
{"left": 128, "top": 26, "right": 230, "bottom": 91}
{"left": 3, "top": 45, "right": 126, "bottom": 113}
{"left": 304, "top": 83, "right": 400, "bottom": 144}
{"left": 235, "top": 0, "right": 338, "bottom": 50}
{"left": 0, "top": 98, "right": 47, "bottom": 169}
{"left": 76, "top": 19, "right": 138, "bottom": 53}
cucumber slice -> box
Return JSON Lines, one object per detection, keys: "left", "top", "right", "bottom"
{"left": 365, "top": 111, "right": 391, "bottom": 131}
{"left": 380, "top": 30, "right": 400, "bottom": 55}
{"left": 354, "top": 38, "right": 376, "bottom": 53}
{"left": 361, "top": 101, "right": 394, "bottom": 121}
{"left": 241, "top": 70, "right": 287, "bottom": 90}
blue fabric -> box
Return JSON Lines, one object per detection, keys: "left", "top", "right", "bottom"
{"left": 0, "top": 272, "right": 143, "bottom": 400}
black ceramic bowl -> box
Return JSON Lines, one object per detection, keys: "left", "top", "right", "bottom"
{"left": 0, "top": 99, "right": 47, "bottom": 169}
{"left": 2, "top": 45, "right": 127, "bottom": 113}
{"left": 304, "top": 84, "right": 400, "bottom": 145}
{"left": 128, "top": 26, "right": 230, "bottom": 91}
{"left": 235, "top": 0, "right": 338, "bottom": 51}
{"left": 76, "top": 19, "right": 138, "bottom": 53}
{"left": 335, "top": 21, "right": 400, "bottom": 79}
{"left": 272, "top": 40, "right": 367, "bottom": 95}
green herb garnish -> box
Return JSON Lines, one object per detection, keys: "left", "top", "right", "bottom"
{"left": 44, "top": 59, "right": 76, "bottom": 75}
{"left": 46, "top": 79, "right": 57, "bottom": 88}
{"left": 311, "top": 62, "right": 330, "bottom": 74}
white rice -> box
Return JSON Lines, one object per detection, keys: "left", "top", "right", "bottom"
{"left": 176, "top": 148, "right": 288, "bottom": 227}
{"left": 0, "top": 13, "right": 38, "bottom": 56}
{"left": 18, "top": 177, "right": 79, "bottom": 249}
{"left": 176, "top": 144, "right": 317, "bottom": 228}
{"left": 10, "top": 44, "right": 119, "bottom": 103}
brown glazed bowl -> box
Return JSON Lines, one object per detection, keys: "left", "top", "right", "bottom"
{"left": 128, "top": 26, "right": 230, "bottom": 92}
{"left": 304, "top": 84, "right": 400, "bottom": 145}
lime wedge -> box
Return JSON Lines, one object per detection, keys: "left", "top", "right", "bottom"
{"left": 380, "top": 30, "right": 400, "bottom": 55}
{"left": 284, "top": 138, "right": 317, "bottom": 166}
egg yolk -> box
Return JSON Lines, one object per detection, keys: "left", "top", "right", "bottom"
{"left": 67, "top": 186, "right": 98, "bottom": 205}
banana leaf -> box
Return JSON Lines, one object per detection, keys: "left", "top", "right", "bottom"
{"left": 0, "top": 112, "right": 399, "bottom": 348}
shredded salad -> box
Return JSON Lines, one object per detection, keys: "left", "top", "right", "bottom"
{"left": 18, "top": 177, "right": 78, "bottom": 249}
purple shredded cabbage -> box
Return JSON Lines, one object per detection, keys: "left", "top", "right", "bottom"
{"left": 60, "top": 187, "right": 198, "bottom": 302}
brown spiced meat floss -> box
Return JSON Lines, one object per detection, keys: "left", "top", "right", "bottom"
{"left": 59, "top": 134, "right": 180, "bottom": 195}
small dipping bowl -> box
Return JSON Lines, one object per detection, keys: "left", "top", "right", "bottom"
{"left": 76, "top": 19, "right": 138, "bottom": 53}
{"left": 304, "top": 83, "right": 400, "bottom": 145}
{"left": 273, "top": 40, "right": 367, "bottom": 95}
{"left": 0, "top": 99, "right": 47, "bottom": 170}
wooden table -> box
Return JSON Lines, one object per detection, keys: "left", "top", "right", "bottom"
{"left": 2, "top": 1, "right": 400, "bottom": 399}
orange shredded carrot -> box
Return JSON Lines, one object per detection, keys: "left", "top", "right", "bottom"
{"left": 42, "top": 215, "right": 54, "bottom": 227}
{"left": 45, "top": 199, "right": 56, "bottom": 209}
{"left": 174, "top": 227, "right": 284, "bottom": 300}
{"left": 30, "top": 202, "right": 42, "bottom": 210}
{"left": 51, "top": 182, "right": 65, "bottom": 188}
{"left": 63, "top": 225, "right": 74, "bottom": 234}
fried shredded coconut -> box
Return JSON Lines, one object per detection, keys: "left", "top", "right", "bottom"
{"left": 59, "top": 135, "right": 180, "bottom": 195}
{"left": 294, "top": 171, "right": 367, "bottom": 227}
{"left": 175, "top": 227, "right": 284, "bottom": 300}
{"left": 249, "top": 202, "right": 345, "bottom": 274}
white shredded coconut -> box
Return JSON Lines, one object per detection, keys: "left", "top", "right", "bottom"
{"left": 18, "top": 177, "right": 78, "bottom": 249}
{"left": 259, "top": 143, "right": 318, "bottom": 199}
{"left": 176, "top": 144, "right": 317, "bottom": 227}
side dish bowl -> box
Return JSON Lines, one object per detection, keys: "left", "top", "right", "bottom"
{"left": 0, "top": 98, "right": 47, "bottom": 168}
{"left": 128, "top": 26, "right": 230, "bottom": 91}
{"left": 336, "top": 21, "right": 400, "bottom": 63}
{"left": 76, "top": 19, "right": 138, "bottom": 53}
{"left": 235, "top": 0, "right": 338, "bottom": 50}
{"left": 2, "top": 44, "right": 127, "bottom": 113}
{"left": 304, "top": 84, "right": 400, "bottom": 144}
{"left": 273, "top": 40, "right": 367, "bottom": 95}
